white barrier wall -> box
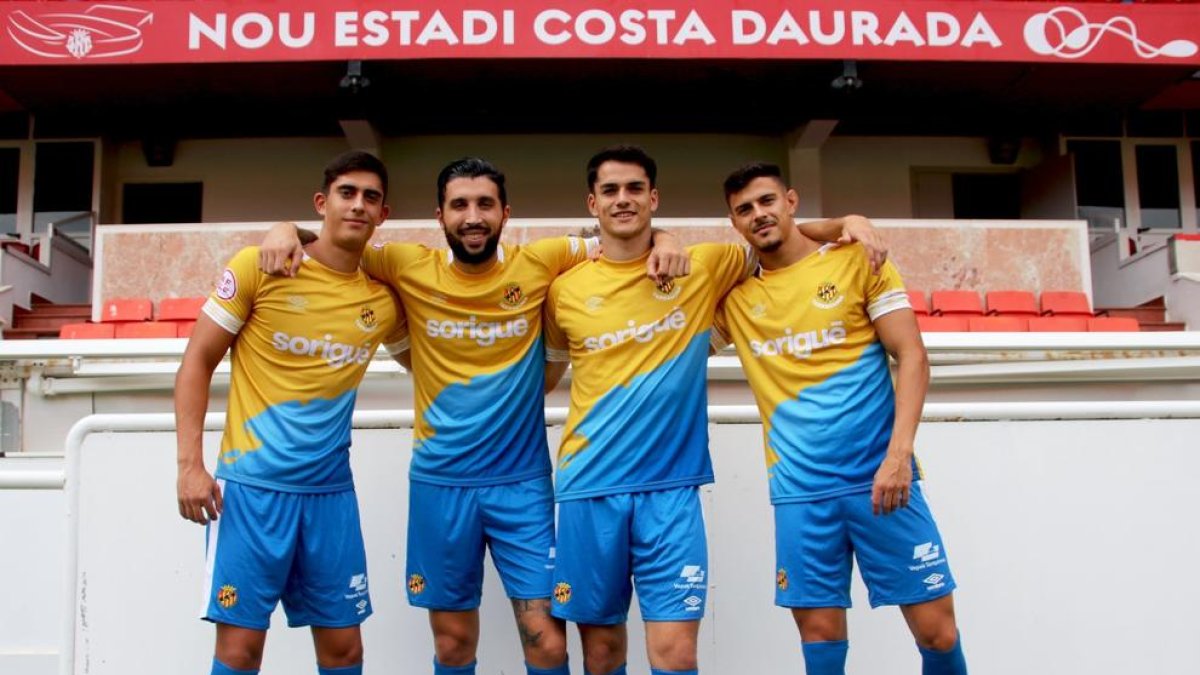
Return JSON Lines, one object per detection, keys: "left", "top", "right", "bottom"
{"left": 6, "top": 415, "right": 1195, "bottom": 675}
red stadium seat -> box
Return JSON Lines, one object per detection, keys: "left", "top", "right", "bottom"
{"left": 114, "top": 321, "right": 178, "bottom": 339}
{"left": 906, "top": 290, "right": 929, "bottom": 316}
{"left": 59, "top": 322, "right": 115, "bottom": 339}
{"left": 1040, "top": 291, "right": 1093, "bottom": 317}
{"left": 986, "top": 291, "right": 1038, "bottom": 316}
{"left": 968, "top": 316, "right": 1028, "bottom": 332}
{"left": 1027, "top": 317, "right": 1089, "bottom": 332}
{"left": 100, "top": 298, "right": 152, "bottom": 323}
{"left": 930, "top": 290, "right": 984, "bottom": 316}
{"left": 917, "top": 316, "right": 969, "bottom": 332}
{"left": 1087, "top": 317, "right": 1141, "bottom": 332}
{"left": 157, "top": 296, "right": 206, "bottom": 321}
{"left": 174, "top": 321, "right": 197, "bottom": 338}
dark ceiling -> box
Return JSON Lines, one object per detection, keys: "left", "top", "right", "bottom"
{"left": 2, "top": 58, "right": 1197, "bottom": 139}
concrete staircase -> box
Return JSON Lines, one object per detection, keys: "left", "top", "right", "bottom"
{"left": 1096, "top": 297, "right": 1186, "bottom": 332}
{"left": 3, "top": 294, "right": 91, "bottom": 339}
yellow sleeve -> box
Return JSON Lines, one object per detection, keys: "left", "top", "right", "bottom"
{"left": 690, "top": 242, "right": 754, "bottom": 298}
{"left": 202, "top": 247, "right": 263, "bottom": 334}
{"left": 865, "top": 257, "right": 911, "bottom": 322}
{"left": 382, "top": 293, "right": 411, "bottom": 354}
{"left": 711, "top": 300, "right": 733, "bottom": 352}
{"left": 527, "top": 235, "right": 599, "bottom": 277}
{"left": 543, "top": 282, "right": 570, "bottom": 362}
{"left": 361, "top": 242, "right": 422, "bottom": 286}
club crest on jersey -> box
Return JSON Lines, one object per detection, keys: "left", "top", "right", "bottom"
{"left": 776, "top": 568, "right": 789, "bottom": 591}
{"left": 653, "top": 278, "right": 682, "bottom": 301}
{"left": 812, "top": 281, "right": 844, "bottom": 309}
{"left": 356, "top": 306, "right": 378, "bottom": 332}
{"left": 553, "top": 582, "right": 572, "bottom": 604}
{"left": 407, "top": 573, "right": 426, "bottom": 595}
{"left": 500, "top": 283, "right": 527, "bottom": 309}
{"left": 217, "top": 585, "right": 238, "bottom": 608}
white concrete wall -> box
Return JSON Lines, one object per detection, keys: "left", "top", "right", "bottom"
{"left": 5, "top": 415, "right": 1198, "bottom": 675}
{"left": 1090, "top": 237, "right": 1173, "bottom": 309}
{"left": 820, "top": 137, "right": 1043, "bottom": 219}
{"left": 107, "top": 134, "right": 1054, "bottom": 224}
{"left": 0, "top": 236, "right": 92, "bottom": 327}
{"left": 1166, "top": 273, "right": 1200, "bottom": 329}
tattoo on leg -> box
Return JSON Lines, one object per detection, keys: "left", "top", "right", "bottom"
{"left": 512, "top": 598, "right": 552, "bottom": 647}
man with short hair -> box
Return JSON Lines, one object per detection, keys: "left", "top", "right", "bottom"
{"left": 713, "top": 162, "right": 967, "bottom": 675}
{"left": 542, "top": 146, "right": 884, "bottom": 675}
{"left": 176, "top": 150, "right": 408, "bottom": 675}
{"left": 258, "top": 157, "right": 690, "bottom": 675}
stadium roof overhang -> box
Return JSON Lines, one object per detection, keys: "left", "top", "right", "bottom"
{"left": 1, "top": 0, "right": 1198, "bottom": 139}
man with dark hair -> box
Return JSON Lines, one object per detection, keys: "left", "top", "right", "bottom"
{"left": 713, "top": 162, "right": 967, "bottom": 675}
{"left": 258, "top": 156, "right": 689, "bottom": 675}
{"left": 176, "top": 150, "right": 407, "bottom": 675}
{"left": 542, "top": 146, "right": 885, "bottom": 675}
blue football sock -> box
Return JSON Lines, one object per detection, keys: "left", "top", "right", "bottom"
{"left": 319, "top": 664, "right": 363, "bottom": 675}
{"left": 211, "top": 657, "right": 258, "bottom": 675}
{"left": 650, "top": 669, "right": 698, "bottom": 675}
{"left": 801, "top": 640, "right": 849, "bottom": 675}
{"left": 527, "top": 659, "right": 570, "bottom": 675}
{"left": 434, "top": 657, "right": 477, "bottom": 674}
{"left": 918, "top": 633, "right": 967, "bottom": 675}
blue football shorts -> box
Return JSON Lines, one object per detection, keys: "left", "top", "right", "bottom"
{"left": 774, "top": 483, "right": 956, "bottom": 609}
{"left": 201, "top": 480, "right": 371, "bottom": 630}
{"left": 405, "top": 476, "right": 556, "bottom": 610}
{"left": 552, "top": 486, "right": 708, "bottom": 625}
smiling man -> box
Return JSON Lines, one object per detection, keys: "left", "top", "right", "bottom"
{"left": 258, "top": 157, "right": 690, "bottom": 675}
{"left": 542, "top": 146, "right": 886, "bottom": 675}
{"left": 175, "top": 150, "right": 407, "bottom": 675}
{"left": 712, "top": 162, "right": 967, "bottom": 675}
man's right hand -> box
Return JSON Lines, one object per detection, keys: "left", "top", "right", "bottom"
{"left": 258, "top": 222, "right": 304, "bottom": 277}
{"left": 177, "top": 464, "right": 223, "bottom": 525}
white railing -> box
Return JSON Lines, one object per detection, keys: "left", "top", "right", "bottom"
{"left": 38, "top": 400, "right": 1200, "bottom": 675}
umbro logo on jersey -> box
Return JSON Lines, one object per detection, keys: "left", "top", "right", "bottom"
{"left": 922, "top": 573, "right": 946, "bottom": 592}
{"left": 585, "top": 296, "right": 604, "bottom": 312}
{"left": 683, "top": 595, "right": 702, "bottom": 611}
{"left": 286, "top": 295, "right": 308, "bottom": 311}
{"left": 750, "top": 303, "right": 767, "bottom": 318}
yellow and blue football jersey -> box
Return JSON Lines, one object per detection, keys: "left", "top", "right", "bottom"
{"left": 713, "top": 243, "right": 915, "bottom": 503}
{"left": 203, "top": 246, "right": 407, "bottom": 493}
{"left": 361, "top": 236, "right": 595, "bottom": 486}
{"left": 544, "top": 243, "right": 753, "bottom": 501}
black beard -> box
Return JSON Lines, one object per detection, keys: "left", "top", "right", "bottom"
{"left": 757, "top": 239, "right": 783, "bottom": 254}
{"left": 445, "top": 229, "right": 501, "bottom": 265}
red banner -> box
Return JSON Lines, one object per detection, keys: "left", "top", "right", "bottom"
{"left": 1, "top": 1, "right": 1198, "bottom": 65}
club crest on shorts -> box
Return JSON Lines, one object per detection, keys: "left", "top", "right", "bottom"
{"left": 217, "top": 584, "right": 238, "bottom": 608}
{"left": 407, "top": 573, "right": 426, "bottom": 595}
{"left": 812, "top": 281, "right": 844, "bottom": 309}
{"left": 653, "top": 278, "right": 681, "bottom": 301}
{"left": 356, "top": 306, "right": 378, "bottom": 332}
{"left": 776, "top": 568, "right": 789, "bottom": 591}
{"left": 553, "top": 581, "right": 572, "bottom": 604}
{"left": 500, "top": 283, "right": 527, "bottom": 309}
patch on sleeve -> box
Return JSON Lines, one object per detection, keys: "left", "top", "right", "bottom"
{"left": 216, "top": 268, "right": 237, "bottom": 301}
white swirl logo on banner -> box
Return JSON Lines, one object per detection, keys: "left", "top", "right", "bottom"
{"left": 1024, "top": 6, "right": 1197, "bottom": 60}
{"left": 7, "top": 4, "right": 153, "bottom": 59}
